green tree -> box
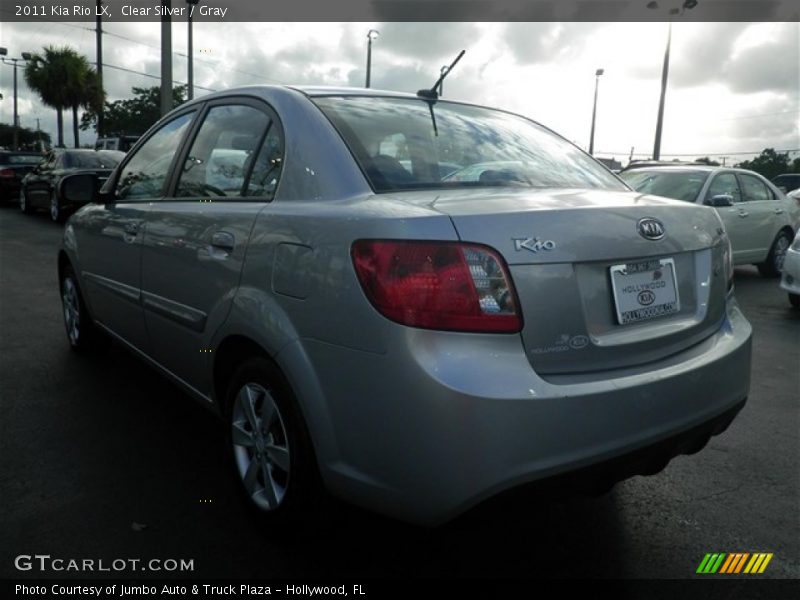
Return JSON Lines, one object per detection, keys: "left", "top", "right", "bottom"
{"left": 695, "top": 156, "right": 720, "bottom": 166}
{"left": 24, "top": 46, "right": 101, "bottom": 148}
{"left": 81, "top": 85, "right": 188, "bottom": 136}
{"left": 735, "top": 148, "right": 791, "bottom": 179}
{"left": 0, "top": 123, "right": 51, "bottom": 150}
{"left": 24, "top": 46, "right": 72, "bottom": 147}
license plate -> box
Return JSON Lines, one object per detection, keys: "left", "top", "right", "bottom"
{"left": 609, "top": 258, "right": 680, "bottom": 324}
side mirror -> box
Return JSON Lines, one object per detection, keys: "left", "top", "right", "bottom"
{"left": 704, "top": 194, "right": 734, "bottom": 207}
{"left": 59, "top": 173, "right": 102, "bottom": 205}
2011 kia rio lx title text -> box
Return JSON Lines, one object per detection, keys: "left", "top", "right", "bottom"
{"left": 56, "top": 86, "right": 752, "bottom": 526}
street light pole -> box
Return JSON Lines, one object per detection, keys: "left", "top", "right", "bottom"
{"left": 365, "top": 29, "right": 379, "bottom": 88}
{"left": 652, "top": 22, "right": 671, "bottom": 161}
{"left": 648, "top": 0, "right": 697, "bottom": 160}
{"left": 0, "top": 48, "right": 31, "bottom": 151}
{"left": 96, "top": 0, "right": 104, "bottom": 138}
{"left": 588, "top": 68, "right": 604, "bottom": 156}
{"left": 186, "top": 0, "right": 200, "bottom": 101}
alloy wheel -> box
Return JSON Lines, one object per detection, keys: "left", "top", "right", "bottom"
{"left": 62, "top": 277, "right": 80, "bottom": 346}
{"left": 231, "top": 382, "right": 291, "bottom": 511}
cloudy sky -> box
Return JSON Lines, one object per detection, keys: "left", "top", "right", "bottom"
{"left": 1, "top": 21, "right": 798, "bottom": 164}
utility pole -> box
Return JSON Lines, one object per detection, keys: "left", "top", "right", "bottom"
{"left": 160, "top": 0, "right": 173, "bottom": 116}
{"left": 186, "top": 0, "right": 200, "bottom": 100}
{"left": 588, "top": 68, "right": 604, "bottom": 156}
{"left": 96, "top": 0, "right": 104, "bottom": 137}
{"left": 653, "top": 22, "right": 672, "bottom": 161}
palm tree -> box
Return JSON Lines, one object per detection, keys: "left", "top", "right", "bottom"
{"left": 24, "top": 46, "right": 103, "bottom": 148}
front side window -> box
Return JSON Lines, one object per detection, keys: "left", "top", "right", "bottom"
{"left": 620, "top": 170, "right": 709, "bottom": 202}
{"left": 706, "top": 173, "right": 742, "bottom": 203}
{"left": 116, "top": 112, "right": 195, "bottom": 200}
{"left": 175, "top": 104, "right": 270, "bottom": 198}
{"left": 243, "top": 126, "right": 283, "bottom": 199}
{"left": 313, "top": 96, "right": 625, "bottom": 193}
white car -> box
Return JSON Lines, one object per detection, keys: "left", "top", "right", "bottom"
{"left": 780, "top": 230, "right": 800, "bottom": 308}
{"left": 621, "top": 166, "right": 798, "bottom": 277}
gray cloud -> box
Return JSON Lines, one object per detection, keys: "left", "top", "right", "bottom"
{"left": 501, "top": 23, "right": 599, "bottom": 65}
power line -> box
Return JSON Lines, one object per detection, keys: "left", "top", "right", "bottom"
{"left": 102, "top": 63, "right": 217, "bottom": 92}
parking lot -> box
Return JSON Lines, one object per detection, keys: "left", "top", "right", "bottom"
{"left": 0, "top": 203, "right": 797, "bottom": 580}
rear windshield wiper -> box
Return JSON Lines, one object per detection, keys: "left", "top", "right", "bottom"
{"left": 417, "top": 50, "right": 465, "bottom": 136}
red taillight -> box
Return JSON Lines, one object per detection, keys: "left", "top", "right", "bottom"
{"left": 0, "top": 168, "right": 15, "bottom": 179}
{"left": 351, "top": 240, "right": 522, "bottom": 333}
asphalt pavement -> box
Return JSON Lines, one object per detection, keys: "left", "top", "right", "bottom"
{"left": 1, "top": 203, "right": 798, "bottom": 580}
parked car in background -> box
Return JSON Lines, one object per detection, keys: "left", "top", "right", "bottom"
{"left": 0, "top": 150, "right": 43, "bottom": 203}
{"left": 620, "top": 166, "right": 798, "bottom": 277}
{"left": 772, "top": 173, "right": 800, "bottom": 194}
{"left": 780, "top": 230, "right": 800, "bottom": 308}
{"left": 95, "top": 136, "right": 139, "bottom": 152}
{"left": 56, "top": 86, "right": 751, "bottom": 527}
{"left": 20, "top": 148, "right": 124, "bottom": 222}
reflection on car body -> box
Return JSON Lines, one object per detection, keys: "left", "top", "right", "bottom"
{"left": 57, "top": 86, "right": 752, "bottom": 526}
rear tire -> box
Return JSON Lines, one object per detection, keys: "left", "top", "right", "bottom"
{"left": 19, "top": 189, "right": 33, "bottom": 214}
{"left": 757, "top": 231, "right": 791, "bottom": 277}
{"left": 61, "top": 265, "right": 105, "bottom": 353}
{"left": 224, "top": 357, "right": 326, "bottom": 534}
{"left": 790, "top": 293, "right": 800, "bottom": 309}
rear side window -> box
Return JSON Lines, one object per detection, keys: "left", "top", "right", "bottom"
{"left": 175, "top": 104, "right": 270, "bottom": 199}
{"left": 116, "top": 112, "right": 195, "bottom": 200}
{"left": 738, "top": 173, "right": 773, "bottom": 202}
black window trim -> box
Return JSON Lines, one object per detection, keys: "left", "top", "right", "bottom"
{"left": 108, "top": 106, "right": 202, "bottom": 203}
{"left": 162, "top": 95, "right": 285, "bottom": 203}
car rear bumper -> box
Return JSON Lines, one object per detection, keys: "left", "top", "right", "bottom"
{"left": 289, "top": 297, "right": 752, "bottom": 525}
{"left": 780, "top": 247, "right": 800, "bottom": 295}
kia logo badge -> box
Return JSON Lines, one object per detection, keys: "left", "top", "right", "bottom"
{"left": 637, "top": 217, "right": 665, "bottom": 241}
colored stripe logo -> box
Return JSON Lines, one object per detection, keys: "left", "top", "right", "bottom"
{"left": 697, "top": 553, "right": 773, "bottom": 574}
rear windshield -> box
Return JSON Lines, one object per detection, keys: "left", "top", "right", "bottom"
{"left": 620, "top": 170, "right": 710, "bottom": 202}
{"left": 2, "top": 154, "right": 42, "bottom": 165}
{"left": 313, "top": 96, "right": 625, "bottom": 193}
{"left": 65, "top": 151, "right": 121, "bottom": 169}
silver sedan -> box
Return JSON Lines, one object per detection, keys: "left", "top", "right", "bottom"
{"left": 620, "top": 166, "right": 798, "bottom": 277}
{"left": 57, "top": 86, "right": 752, "bottom": 526}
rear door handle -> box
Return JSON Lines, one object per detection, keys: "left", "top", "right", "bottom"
{"left": 210, "top": 231, "right": 235, "bottom": 252}
{"left": 774, "top": 208, "right": 785, "bottom": 214}
{"left": 737, "top": 210, "right": 749, "bottom": 218}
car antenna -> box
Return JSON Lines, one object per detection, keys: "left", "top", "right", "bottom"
{"left": 417, "top": 50, "right": 465, "bottom": 102}
{"left": 417, "top": 50, "right": 465, "bottom": 137}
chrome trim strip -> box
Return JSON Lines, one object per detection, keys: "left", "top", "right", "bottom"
{"left": 82, "top": 271, "right": 140, "bottom": 304}
{"left": 141, "top": 290, "right": 207, "bottom": 332}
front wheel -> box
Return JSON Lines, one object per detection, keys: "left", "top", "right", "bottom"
{"left": 224, "top": 357, "right": 325, "bottom": 532}
{"left": 61, "top": 265, "right": 105, "bottom": 352}
{"left": 790, "top": 293, "right": 800, "bottom": 309}
{"left": 50, "top": 190, "right": 65, "bottom": 223}
{"left": 757, "top": 231, "right": 791, "bottom": 277}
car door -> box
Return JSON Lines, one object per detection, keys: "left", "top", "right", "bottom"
{"left": 75, "top": 110, "right": 198, "bottom": 352}
{"left": 702, "top": 171, "right": 759, "bottom": 263}
{"left": 736, "top": 172, "right": 784, "bottom": 262}
{"left": 140, "top": 99, "right": 283, "bottom": 396}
